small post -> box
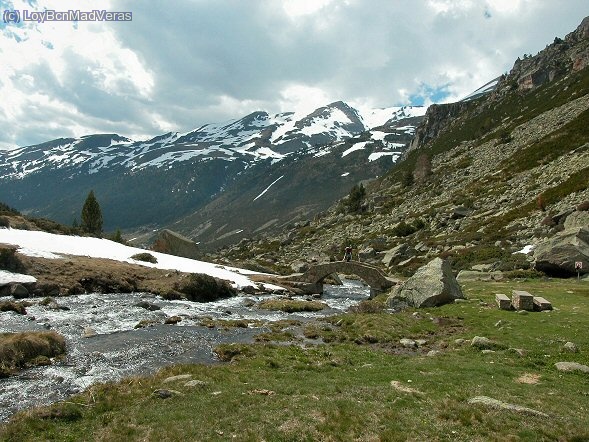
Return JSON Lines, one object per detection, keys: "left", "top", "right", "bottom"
{"left": 575, "top": 261, "right": 583, "bottom": 281}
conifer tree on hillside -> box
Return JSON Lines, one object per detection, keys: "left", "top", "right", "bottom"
{"left": 81, "top": 190, "right": 103, "bottom": 236}
{"left": 346, "top": 183, "right": 366, "bottom": 214}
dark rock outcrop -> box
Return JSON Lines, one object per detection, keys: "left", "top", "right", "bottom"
{"left": 152, "top": 229, "right": 200, "bottom": 260}
{"left": 533, "top": 227, "right": 589, "bottom": 276}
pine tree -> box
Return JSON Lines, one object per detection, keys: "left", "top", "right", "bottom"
{"left": 81, "top": 190, "right": 103, "bottom": 236}
{"left": 112, "top": 228, "right": 124, "bottom": 244}
{"left": 346, "top": 183, "right": 366, "bottom": 214}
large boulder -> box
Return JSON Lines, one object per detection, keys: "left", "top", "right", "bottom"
{"left": 387, "top": 257, "right": 464, "bottom": 309}
{"left": 382, "top": 243, "right": 415, "bottom": 267}
{"left": 533, "top": 227, "right": 589, "bottom": 276}
{"left": 563, "top": 211, "right": 589, "bottom": 230}
{"left": 151, "top": 229, "right": 200, "bottom": 260}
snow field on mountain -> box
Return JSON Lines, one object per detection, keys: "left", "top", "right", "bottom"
{"left": 253, "top": 175, "right": 284, "bottom": 201}
{"left": 0, "top": 228, "right": 258, "bottom": 289}
{"left": 369, "top": 152, "right": 402, "bottom": 162}
{"left": 342, "top": 142, "right": 370, "bottom": 158}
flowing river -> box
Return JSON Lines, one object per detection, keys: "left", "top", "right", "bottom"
{"left": 0, "top": 280, "right": 370, "bottom": 422}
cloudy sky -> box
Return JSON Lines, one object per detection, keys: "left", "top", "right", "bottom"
{"left": 0, "top": 0, "right": 586, "bottom": 150}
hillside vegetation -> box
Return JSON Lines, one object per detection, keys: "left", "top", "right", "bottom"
{"left": 214, "top": 34, "right": 589, "bottom": 277}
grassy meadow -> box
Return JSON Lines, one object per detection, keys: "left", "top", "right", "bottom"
{"left": 1, "top": 278, "right": 588, "bottom": 441}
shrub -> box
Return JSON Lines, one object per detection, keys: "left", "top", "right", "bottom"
{"left": 111, "top": 229, "right": 126, "bottom": 244}
{"left": 348, "top": 299, "right": 386, "bottom": 313}
{"left": 176, "top": 273, "right": 237, "bottom": 302}
{"left": 536, "top": 194, "right": 546, "bottom": 211}
{"left": 0, "top": 247, "right": 26, "bottom": 273}
{"left": 30, "top": 218, "right": 75, "bottom": 235}
{"left": 577, "top": 201, "right": 589, "bottom": 211}
{"left": 130, "top": 252, "right": 158, "bottom": 264}
{"left": 503, "top": 269, "right": 545, "bottom": 279}
{"left": 401, "top": 170, "right": 414, "bottom": 187}
{"left": 0, "top": 301, "right": 27, "bottom": 315}
{"left": 498, "top": 129, "right": 512, "bottom": 144}
{"left": 0, "top": 216, "right": 9, "bottom": 228}
{"left": 0, "top": 202, "right": 20, "bottom": 216}
{"left": 391, "top": 221, "right": 414, "bottom": 237}
{"left": 213, "top": 343, "right": 255, "bottom": 362}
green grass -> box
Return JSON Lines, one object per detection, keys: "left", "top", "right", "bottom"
{"left": 1, "top": 279, "right": 589, "bottom": 441}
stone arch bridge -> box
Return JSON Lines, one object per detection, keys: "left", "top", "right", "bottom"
{"left": 279, "top": 261, "right": 398, "bottom": 298}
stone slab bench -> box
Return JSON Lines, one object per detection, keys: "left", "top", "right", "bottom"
{"left": 533, "top": 296, "right": 553, "bottom": 311}
{"left": 495, "top": 293, "right": 511, "bottom": 310}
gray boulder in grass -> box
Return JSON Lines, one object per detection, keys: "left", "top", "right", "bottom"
{"left": 387, "top": 257, "right": 464, "bottom": 309}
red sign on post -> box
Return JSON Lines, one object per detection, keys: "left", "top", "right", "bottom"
{"left": 575, "top": 262, "right": 583, "bottom": 270}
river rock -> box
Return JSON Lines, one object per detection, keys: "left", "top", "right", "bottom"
{"left": 10, "top": 284, "right": 30, "bottom": 299}
{"left": 563, "top": 342, "right": 579, "bottom": 353}
{"left": 452, "top": 206, "right": 472, "bottom": 219}
{"left": 163, "top": 374, "right": 192, "bottom": 383}
{"left": 185, "top": 380, "right": 208, "bottom": 388}
{"left": 554, "top": 361, "right": 589, "bottom": 373}
{"left": 533, "top": 227, "right": 589, "bottom": 275}
{"left": 82, "top": 327, "right": 97, "bottom": 338}
{"left": 152, "top": 389, "right": 183, "bottom": 399}
{"left": 399, "top": 338, "right": 417, "bottom": 348}
{"left": 134, "top": 301, "right": 161, "bottom": 311}
{"left": 471, "top": 336, "right": 494, "bottom": 350}
{"left": 242, "top": 298, "right": 256, "bottom": 307}
{"left": 241, "top": 285, "right": 257, "bottom": 295}
{"left": 381, "top": 243, "right": 414, "bottom": 267}
{"left": 165, "top": 316, "right": 182, "bottom": 325}
{"left": 468, "top": 396, "right": 548, "bottom": 417}
{"left": 387, "top": 257, "right": 464, "bottom": 309}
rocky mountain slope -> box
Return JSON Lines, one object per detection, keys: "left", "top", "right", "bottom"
{"left": 214, "top": 16, "right": 589, "bottom": 276}
{"left": 0, "top": 103, "right": 424, "bottom": 245}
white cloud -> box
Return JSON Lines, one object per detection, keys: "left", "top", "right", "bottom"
{"left": 0, "top": 0, "right": 587, "bottom": 149}
{"left": 278, "top": 84, "right": 333, "bottom": 116}
{"left": 282, "top": 0, "right": 337, "bottom": 18}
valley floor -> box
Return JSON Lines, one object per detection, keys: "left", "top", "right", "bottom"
{"left": 1, "top": 278, "right": 588, "bottom": 441}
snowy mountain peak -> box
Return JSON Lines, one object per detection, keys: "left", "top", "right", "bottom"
{"left": 1, "top": 101, "right": 426, "bottom": 178}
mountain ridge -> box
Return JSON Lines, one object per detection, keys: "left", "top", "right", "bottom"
{"left": 0, "top": 102, "right": 426, "bottom": 244}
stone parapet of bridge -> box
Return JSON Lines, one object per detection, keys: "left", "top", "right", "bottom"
{"left": 285, "top": 261, "right": 398, "bottom": 298}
